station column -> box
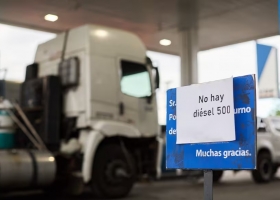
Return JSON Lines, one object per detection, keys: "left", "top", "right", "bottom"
{"left": 178, "top": 0, "right": 199, "bottom": 86}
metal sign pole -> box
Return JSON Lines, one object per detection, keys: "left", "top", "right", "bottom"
{"left": 204, "top": 170, "right": 213, "bottom": 200}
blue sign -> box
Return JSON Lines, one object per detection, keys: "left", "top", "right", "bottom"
{"left": 166, "top": 75, "right": 256, "bottom": 170}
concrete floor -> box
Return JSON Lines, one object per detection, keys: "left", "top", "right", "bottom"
{"left": 129, "top": 170, "right": 280, "bottom": 200}
{"left": 2, "top": 170, "right": 280, "bottom": 200}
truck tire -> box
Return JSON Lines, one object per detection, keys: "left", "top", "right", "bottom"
{"left": 213, "top": 170, "right": 223, "bottom": 183}
{"left": 91, "top": 143, "right": 136, "bottom": 199}
{"left": 252, "top": 151, "right": 273, "bottom": 183}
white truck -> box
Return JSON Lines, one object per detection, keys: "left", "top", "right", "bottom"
{"left": 213, "top": 117, "right": 280, "bottom": 183}
{"left": 0, "top": 24, "right": 163, "bottom": 199}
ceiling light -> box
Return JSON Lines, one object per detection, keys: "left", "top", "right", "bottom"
{"left": 94, "top": 30, "right": 108, "bottom": 38}
{"left": 48, "top": 157, "right": 55, "bottom": 162}
{"left": 44, "top": 14, "right": 58, "bottom": 22}
{"left": 159, "top": 39, "right": 171, "bottom": 46}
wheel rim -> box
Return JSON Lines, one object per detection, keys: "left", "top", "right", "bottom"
{"left": 260, "top": 159, "right": 272, "bottom": 180}
{"left": 105, "top": 159, "right": 130, "bottom": 185}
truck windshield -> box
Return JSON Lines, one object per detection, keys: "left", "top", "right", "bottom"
{"left": 120, "top": 60, "right": 151, "bottom": 98}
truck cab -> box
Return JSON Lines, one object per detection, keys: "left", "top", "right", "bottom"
{"left": 35, "top": 24, "right": 159, "bottom": 137}
{"left": 0, "top": 24, "right": 163, "bottom": 199}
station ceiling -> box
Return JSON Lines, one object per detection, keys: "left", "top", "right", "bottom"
{"left": 0, "top": 0, "right": 278, "bottom": 54}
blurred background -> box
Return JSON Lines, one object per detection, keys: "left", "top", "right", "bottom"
{"left": 0, "top": 0, "right": 280, "bottom": 200}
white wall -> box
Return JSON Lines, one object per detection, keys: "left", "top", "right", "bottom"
{"left": 0, "top": 24, "right": 55, "bottom": 81}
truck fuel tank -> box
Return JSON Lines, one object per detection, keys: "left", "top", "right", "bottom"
{"left": 0, "top": 149, "right": 56, "bottom": 189}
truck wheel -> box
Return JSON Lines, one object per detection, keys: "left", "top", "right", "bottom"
{"left": 252, "top": 151, "right": 273, "bottom": 183}
{"left": 91, "top": 144, "right": 136, "bottom": 199}
{"left": 213, "top": 170, "right": 223, "bottom": 183}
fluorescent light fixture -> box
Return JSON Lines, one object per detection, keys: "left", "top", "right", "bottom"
{"left": 94, "top": 30, "right": 108, "bottom": 38}
{"left": 159, "top": 39, "right": 171, "bottom": 46}
{"left": 44, "top": 14, "right": 58, "bottom": 22}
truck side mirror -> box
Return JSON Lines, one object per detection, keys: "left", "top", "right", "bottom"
{"left": 257, "top": 118, "right": 266, "bottom": 133}
{"left": 153, "top": 67, "right": 160, "bottom": 89}
{"left": 146, "top": 56, "right": 160, "bottom": 90}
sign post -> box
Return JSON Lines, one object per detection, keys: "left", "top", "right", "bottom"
{"left": 204, "top": 170, "right": 213, "bottom": 200}
{"left": 166, "top": 75, "right": 257, "bottom": 199}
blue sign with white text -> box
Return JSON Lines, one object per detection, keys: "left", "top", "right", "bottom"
{"left": 166, "top": 75, "right": 256, "bottom": 170}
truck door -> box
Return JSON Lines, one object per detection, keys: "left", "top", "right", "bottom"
{"left": 118, "top": 59, "right": 158, "bottom": 137}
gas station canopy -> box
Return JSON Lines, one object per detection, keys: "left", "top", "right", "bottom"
{"left": 0, "top": 0, "right": 278, "bottom": 55}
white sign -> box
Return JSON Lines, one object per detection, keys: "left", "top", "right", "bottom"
{"left": 176, "top": 77, "right": 235, "bottom": 144}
